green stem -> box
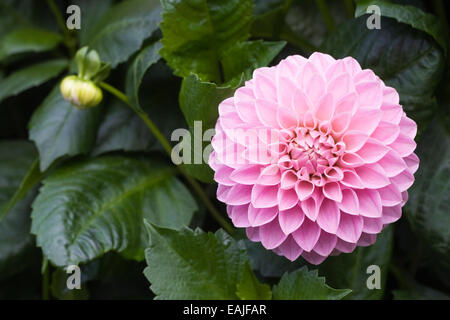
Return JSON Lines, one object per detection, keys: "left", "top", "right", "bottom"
{"left": 46, "top": 0, "right": 76, "bottom": 56}
{"left": 99, "top": 82, "right": 234, "bottom": 234}
{"left": 41, "top": 257, "right": 50, "bottom": 300}
{"left": 315, "top": 0, "right": 335, "bottom": 33}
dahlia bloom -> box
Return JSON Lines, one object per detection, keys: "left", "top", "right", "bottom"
{"left": 209, "top": 52, "right": 419, "bottom": 264}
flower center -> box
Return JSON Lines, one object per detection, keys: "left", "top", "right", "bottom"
{"left": 277, "top": 127, "right": 345, "bottom": 185}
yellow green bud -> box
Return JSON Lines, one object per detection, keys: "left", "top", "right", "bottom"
{"left": 60, "top": 75, "right": 103, "bottom": 109}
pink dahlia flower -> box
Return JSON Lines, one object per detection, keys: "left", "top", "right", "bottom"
{"left": 209, "top": 52, "right": 419, "bottom": 264}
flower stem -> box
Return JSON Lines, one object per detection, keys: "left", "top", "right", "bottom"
{"left": 315, "top": 0, "right": 335, "bottom": 33}
{"left": 99, "top": 82, "right": 234, "bottom": 234}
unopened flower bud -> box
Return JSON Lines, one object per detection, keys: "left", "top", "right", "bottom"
{"left": 60, "top": 75, "right": 103, "bottom": 109}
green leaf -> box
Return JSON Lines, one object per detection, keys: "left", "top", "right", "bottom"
{"left": 0, "top": 141, "right": 38, "bottom": 281}
{"left": 0, "top": 27, "right": 62, "bottom": 60}
{"left": 125, "top": 41, "right": 162, "bottom": 109}
{"left": 29, "top": 85, "right": 102, "bottom": 171}
{"left": 0, "top": 59, "right": 68, "bottom": 103}
{"left": 160, "top": 0, "right": 254, "bottom": 82}
{"left": 178, "top": 74, "right": 235, "bottom": 182}
{"left": 180, "top": 74, "right": 234, "bottom": 129}
{"left": 0, "top": 158, "right": 42, "bottom": 225}
{"left": 144, "top": 225, "right": 248, "bottom": 299}
{"left": 355, "top": 0, "right": 447, "bottom": 54}
{"left": 31, "top": 156, "right": 197, "bottom": 267}
{"left": 273, "top": 267, "right": 351, "bottom": 300}
{"left": 74, "top": 0, "right": 114, "bottom": 45}
{"left": 245, "top": 240, "right": 304, "bottom": 278}
{"left": 321, "top": 16, "right": 445, "bottom": 130}
{"left": 236, "top": 262, "right": 272, "bottom": 300}
{"left": 221, "top": 40, "right": 286, "bottom": 85}
{"left": 404, "top": 120, "right": 450, "bottom": 274}
{"left": 85, "top": 0, "right": 161, "bottom": 67}
{"left": 318, "top": 226, "right": 394, "bottom": 300}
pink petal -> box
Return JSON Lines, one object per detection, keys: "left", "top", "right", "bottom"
{"left": 380, "top": 103, "right": 402, "bottom": 124}
{"left": 347, "top": 108, "right": 382, "bottom": 135}
{"left": 328, "top": 73, "right": 351, "bottom": 102}
{"left": 255, "top": 99, "right": 279, "bottom": 127}
{"left": 377, "top": 150, "right": 407, "bottom": 177}
{"left": 277, "top": 76, "right": 297, "bottom": 109}
{"left": 276, "top": 236, "right": 303, "bottom": 261}
{"left": 338, "top": 188, "right": 359, "bottom": 215}
{"left": 313, "top": 232, "right": 337, "bottom": 256}
{"left": 343, "top": 56, "right": 362, "bottom": 75}
{"left": 389, "top": 133, "right": 416, "bottom": 157}
{"left": 356, "top": 138, "right": 389, "bottom": 163}
{"left": 378, "top": 184, "right": 403, "bottom": 207}
{"left": 251, "top": 184, "right": 279, "bottom": 208}
{"left": 257, "top": 164, "right": 281, "bottom": 186}
{"left": 335, "top": 92, "right": 357, "bottom": 114}
{"left": 292, "top": 88, "right": 313, "bottom": 116}
{"left": 336, "top": 213, "right": 363, "bottom": 243}
{"left": 295, "top": 180, "right": 315, "bottom": 200}
{"left": 383, "top": 86, "right": 400, "bottom": 104}
{"left": 230, "top": 165, "right": 262, "bottom": 184}
{"left": 316, "top": 198, "right": 341, "bottom": 233}
{"left": 323, "top": 182, "right": 343, "bottom": 202}
{"left": 404, "top": 153, "right": 419, "bottom": 174}
{"left": 355, "top": 81, "right": 383, "bottom": 109}
{"left": 399, "top": 116, "right": 417, "bottom": 139}
{"left": 355, "top": 189, "right": 382, "bottom": 218}
{"left": 314, "top": 93, "right": 334, "bottom": 121}
{"left": 246, "top": 226, "right": 260, "bottom": 242}
{"left": 357, "top": 232, "right": 377, "bottom": 247}
{"left": 341, "top": 169, "right": 364, "bottom": 189}
{"left": 280, "top": 170, "right": 298, "bottom": 189}
{"left": 292, "top": 218, "right": 321, "bottom": 252}
{"left": 309, "top": 52, "right": 335, "bottom": 72}
{"left": 217, "top": 184, "right": 231, "bottom": 202}
{"left": 277, "top": 106, "right": 299, "bottom": 129}
{"left": 301, "top": 251, "right": 327, "bottom": 265}
{"left": 354, "top": 69, "right": 377, "bottom": 83}
{"left": 335, "top": 238, "right": 357, "bottom": 253}
{"left": 355, "top": 164, "right": 390, "bottom": 189}
{"left": 259, "top": 219, "right": 288, "bottom": 250}
{"left": 230, "top": 205, "right": 251, "bottom": 227}
{"left": 226, "top": 184, "right": 252, "bottom": 205}
{"left": 325, "top": 60, "right": 346, "bottom": 80}
{"left": 390, "top": 169, "right": 414, "bottom": 192}
{"left": 362, "top": 217, "right": 383, "bottom": 234}
{"left": 278, "top": 188, "right": 299, "bottom": 211}
{"left": 214, "top": 165, "right": 235, "bottom": 186}
{"left": 248, "top": 205, "right": 278, "bottom": 226}
{"left": 381, "top": 205, "right": 402, "bottom": 224}
{"left": 278, "top": 206, "right": 305, "bottom": 235}
{"left": 253, "top": 67, "right": 277, "bottom": 102}
{"left": 331, "top": 112, "right": 352, "bottom": 135}
{"left": 342, "top": 131, "right": 369, "bottom": 152}
{"left": 340, "top": 152, "right": 365, "bottom": 167}
{"left": 306, "top": 74, "right": 326, "bottom": 106}
{"left": 234, "top": 86, "right": 260, "bottom": 124}
{"left": 371, "top": 121, "right": 400, "bottom": 145}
